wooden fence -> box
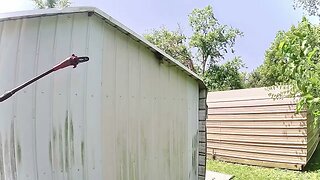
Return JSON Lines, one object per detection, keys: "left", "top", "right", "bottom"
{"left": 206, "top": 87, "right": 320, "bottom": 170}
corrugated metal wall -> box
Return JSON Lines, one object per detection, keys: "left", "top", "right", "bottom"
{"left": 0, "top": 11, "right": 200, "bottom": 180}
{"left": 207, "top": 87, "right": 319, "bottom": 170}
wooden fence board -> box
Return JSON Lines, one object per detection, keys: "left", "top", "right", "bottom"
{"left": 207, "top": 142, "right": 307, "bottom": 156}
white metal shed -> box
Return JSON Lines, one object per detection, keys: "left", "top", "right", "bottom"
{"left": 0, "top": 7, "right": 207, "bottom": 180}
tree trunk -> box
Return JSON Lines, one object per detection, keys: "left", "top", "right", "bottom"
{"left": 201, "top": 57, "right": 207, "bottom": 76}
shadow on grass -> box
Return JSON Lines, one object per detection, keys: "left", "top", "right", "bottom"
{"left": 304, "top": 143, "right": 320, "bottom": 172}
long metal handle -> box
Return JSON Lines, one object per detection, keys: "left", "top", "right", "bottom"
{"left": 0, "top": 54, "right": 89, "bottom": 102}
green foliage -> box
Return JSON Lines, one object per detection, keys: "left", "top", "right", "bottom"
{"left": 294, "top": 0, "right": 320, "bottom": 16}
{"left": 203, "top": 57, "right": 245, "bottom": 91}
{"left": 246, "top": 67, "right": 265, "bottom": 88}
{"left": 189, "top": 6, "right": 243, "bottom": 75}
{"left": 264, "top": 17, "right": 320, "bottom": 118}
{"left": 32, "top": 0, "right": 70, "bottom": 9}
{"left": 143, "top": 27, "right": 195, "bottom": 72}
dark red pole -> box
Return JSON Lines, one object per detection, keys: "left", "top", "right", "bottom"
{"left": 0, "top": 54, "right": 89, "bottom": 102}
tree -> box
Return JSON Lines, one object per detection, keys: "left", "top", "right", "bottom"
{"left": 32, "top": 0, "right": 70, "bottom": 9}
{"left": 144, "top": 27, "right": 195, "bottom": 72}
{"left": 246, "top": 67, "right": 265, "bottom": 88}
{"left": 189, "top": 6, "right": 243, "bottom": 75}
{"left": 144, "top": 5, "right": 244, "bottom": 91}
{"left": 264, "top": 17, "right": 320, "bottom": 118}
{"left": 203, "top": 57, "right": 246, "bottom": 91}
{"left": 294, "top": 0, "right": 320, "bottom": 16}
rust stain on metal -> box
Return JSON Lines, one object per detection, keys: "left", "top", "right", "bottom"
{"left": 81, "top": 141, "right": 84, "bottom": 166}
{"left": 49, "top": 141, "right": 52, "bottom": 167}
{"left": 10, "top": 120, "right": 17, "bottom": 179}
{"left": 64, "top": 112, "right": 69, "bottom": 171}
{"left": 164, "top": 131, "right": 170, "bottom": 171}
{"left": 51, "top": 128, "right": 57, "bottom": 169}
{"left": 4, "top": 135, "right": 9, "bottom": 178}
{"left": 59, "top": 126, "right": 63, "bottom": 172}
{"left": 192, "top": 134, "right": 197, "bottom": 177}
{"left": 0, "top": 133, "right": 4, "bottom": 180}
{"left": 53, "top": 128, "right": 57, "bottom": 142}
{"left": 70, "top": 117, "right": 75, "bottom": 165}
{"left": 16, "top": 141, "right": 21, "bottom": 164}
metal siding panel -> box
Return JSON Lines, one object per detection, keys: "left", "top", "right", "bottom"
{"left": 178, "top": 70, "right": 192, "bottom": 180}
{"left": 34, "top": 16, "right": 56, "bottom": 180}
{"left": 187, "top": 77, "right": 199, "bottom": 180}
{"left": 168, "top": 67, "right": 177, "bottom": 179}
{"left": 169, "top": 67, "right": 181, "bottom": 179}
{"left": 139, "top": 47, "right": 150, "bottom": 180}
{"left": 86, "top": 15, "right": 103, "bottom": 180}
{"left": 140, "top": 47, "right": 156, "bottom": 180}
{"left": 149, "top": 49, "right": 160, "bottom": 180}
{"left": 115, "top": 29, "right": 130, "bottom": 180}
{"left": 101, "top": 22, "right": 117, "bottom": 180}
{"left": 0, "top": 19, "right": 21, "bottom": 180}
{"left": 175, "top": 69, "right": 184, "bottom": 179}
{"left": 127, "top": 38, "right": 141, "bottom": 180}
{"left": 181, "top": 72, "right": 189, "bottom": 180}
{"left": 69, "top": 13, "right": 89, "bottom": 180}
{"left": 0, "top": 20, "right": 5, "bottom": 180}
{"left": 51, "top": 14, "right": 73, "bottom": 180}
{"left": 158, "top": 62, "right": 170, "bottom": 180}
{"left": 15, "top": 18, "right": 40, "bottom": 180}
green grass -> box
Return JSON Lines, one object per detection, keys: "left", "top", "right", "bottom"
{"left": 206, "top": 144, "right": 320, "bottom": 180}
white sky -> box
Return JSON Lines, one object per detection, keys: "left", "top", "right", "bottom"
{"left": 0, "top": 0, "right": 34, "bottom": 12}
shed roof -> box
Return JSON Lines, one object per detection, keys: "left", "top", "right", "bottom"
{"left": 0, "top": 6, "right": 205, "bottom": 89}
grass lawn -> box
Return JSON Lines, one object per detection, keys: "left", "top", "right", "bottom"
{"left": 206, "top": 144, "right": 320, "bottom": 180}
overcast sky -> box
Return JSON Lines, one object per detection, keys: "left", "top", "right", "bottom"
{"left": 0, "top": 0, "right": 318, "bottom": 72}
